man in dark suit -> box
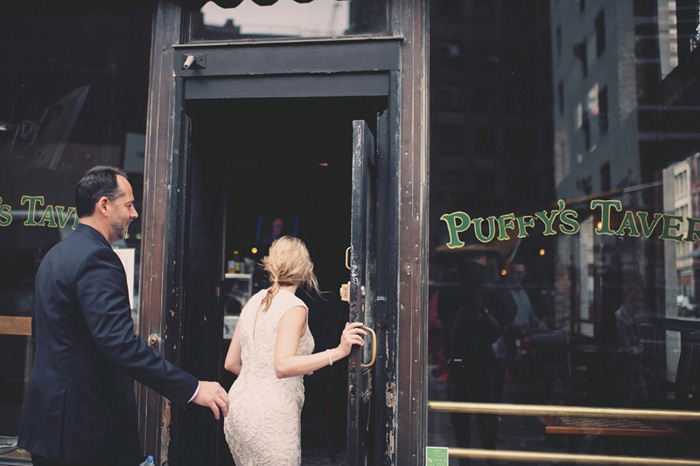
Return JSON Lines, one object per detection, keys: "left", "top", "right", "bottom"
{"left": 18, "top": 166, "right": 229, "bottom": 465}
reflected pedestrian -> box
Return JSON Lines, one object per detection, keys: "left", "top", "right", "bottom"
{"left": 440, "top": 254, "right": 504, "bottom": 465}
{"left": 506, "top": 262, "right": 547, "bottom": 330}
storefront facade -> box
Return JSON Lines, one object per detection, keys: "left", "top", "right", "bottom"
{"left": 2, "top": 1, "right": 700, "bottom": 465}
{"left": 1, "top": 1, "right": 427, "bottom": 464}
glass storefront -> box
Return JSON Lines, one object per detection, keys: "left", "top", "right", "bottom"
{"left": 428, "top": 0, "right": 700, "bottom": 463}
{"left": 0, "top": 6, "right": 152, "bottom": 459}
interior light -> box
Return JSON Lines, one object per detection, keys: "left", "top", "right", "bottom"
{"left": 318, "top": 162, "right": 329, "bottom": 167}
{"left": 539, "top": 249, "right": 546, "bottom": 256}
{"left": 501, "top": 269, "right": 507, "bottom": 276}
{"left": 251, "top": 247, "right": 258, "bottom": 254}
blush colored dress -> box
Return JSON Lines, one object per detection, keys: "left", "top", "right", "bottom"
{"left": 224, "top": 289, "right": 314, "bottom": 466}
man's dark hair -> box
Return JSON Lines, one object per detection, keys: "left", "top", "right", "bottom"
{"left": 75, "top": 166, "right": 128, "bottom": 217}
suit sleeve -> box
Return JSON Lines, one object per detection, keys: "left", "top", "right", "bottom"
{"left": 76, "top": 246, "right": 199, "bottom": 406}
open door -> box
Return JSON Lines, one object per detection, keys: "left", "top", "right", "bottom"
{"left": 346, "top": 119, "right": 379, "bottom": 465}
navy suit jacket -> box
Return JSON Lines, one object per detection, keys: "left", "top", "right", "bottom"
{"left": 18, "top": 224, "right": 199, "bottom": 463}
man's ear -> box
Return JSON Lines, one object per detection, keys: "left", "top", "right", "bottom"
{"left": 95, "top": 196, "right": 110, "bottom": 216}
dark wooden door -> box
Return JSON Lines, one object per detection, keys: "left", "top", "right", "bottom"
{"left": 347, "top": 119, "right": 379, "bottom": 465}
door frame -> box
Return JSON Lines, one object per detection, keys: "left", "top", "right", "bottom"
{"left": 138, "top": 2, "right": 428, "bottom": 464}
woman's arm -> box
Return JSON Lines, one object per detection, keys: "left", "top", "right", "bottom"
{"left": 224, "top": 318, "right": 243, "bottom": 375}
{"left": 275, "top": 306, "right": 365, "bottom": 378}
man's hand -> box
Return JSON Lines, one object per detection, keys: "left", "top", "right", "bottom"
{"left": 192, "top": 381, "right": 229, "bottom": 420}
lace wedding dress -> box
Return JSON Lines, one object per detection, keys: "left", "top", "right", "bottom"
{"left": 224, "top": 289, "right": 314, "bottom": 466}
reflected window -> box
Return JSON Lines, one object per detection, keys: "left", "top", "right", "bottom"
{"left": 598, "top": 86, "right": 608, "bottom": 135}
{"left": 556, "top": 25, "right": 562, "bottom": 58}
{"left": 595, "top": 9, "right": 605, "bottom": 57}
{"left": 190, "top": 0, "right": 388, "bottom": 42}
{"left": 558, "top": 81, "right": 564, "bottom": 114}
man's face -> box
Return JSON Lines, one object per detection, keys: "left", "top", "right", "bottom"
{"left": 108, "top": 175, "right": 138, "bottom": 242}
{"left": 509, "top": 265, "right": 526, "bottom": 285}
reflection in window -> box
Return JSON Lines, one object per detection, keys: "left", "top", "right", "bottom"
{"left": 581, "top": 111, "right": 591, "bottom": 151}
{"left": 436, "top": 82, "right": 462, "bottom": 110}
{"left": 190, "top": 0, "right": 387, "bottom": 41}
{"left": 599, "top": 165, "right": 610, "bottom": 196}
{"left": 429, "top": 0, "right": 700, "bottom": 460}
{"left": 658, "top": 0, "right": 679, "bottom": 78}
{"left": 595, "top": 9, "right": 605, "bottom": 57}
{"left": 475, "top": 127, "right": 494, "bottom": 155}
{"left": 556, "top": 25, "right": 562, "bottom": 58}
{"left": 474, "top": 0, "right": 493, "bottom": 22}
{"left": 575, "top": 38, "right": 588, "bottom": 77}
{"left": 598, "top": 85, "right": 608, "bottom": 135}
{"left": 558, "top": 81, "right": 564, "bottom": 114}
{"left": 0, "top": 6, "right": 150, "bottom": 449}
{"left": 438, "top": 41, "right": 461, "bottom": 59}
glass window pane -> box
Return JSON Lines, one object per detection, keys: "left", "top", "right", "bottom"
{"left": 190, "top": 0, "right": 388, "bottom": 42}
{"left": 429, "top": 0, "right": 700, "bottom": 461}
{"left": 0, "top": 7, "right": 151, "bottom": 448}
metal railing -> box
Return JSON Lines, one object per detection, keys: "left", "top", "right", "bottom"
{"left": 428, "top": 401, "right": 700, "bottom": 465}
{"left": 448, "top": 448, "right": 700, "bottom": 465}
{"left": 428, "top": 401, "right": 700, "bottom": 421}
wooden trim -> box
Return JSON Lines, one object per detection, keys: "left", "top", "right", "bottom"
{"left": 394, "top": 0, "right": 429, "bottom": 464}
{"left": 174, "top": 35, "right": 402, "bottom": 48}
{"left": 0, "top": 316, "right": 32, "bottom": 336}
{"left": 137, "top": 2, "right": 184, "bottom": 464}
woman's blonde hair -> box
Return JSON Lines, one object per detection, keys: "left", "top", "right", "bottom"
{"left": 260, "top": 236, "right": 320, "bottom": 312}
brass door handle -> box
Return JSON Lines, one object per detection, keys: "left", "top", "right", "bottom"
{"left": 361, "top": 326, "right": 377, "bottom": 368}
{"left": 345, "top": 247, "right": 351, "bottom": 270}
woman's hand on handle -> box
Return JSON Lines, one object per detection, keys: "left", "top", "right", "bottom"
{"left": 275, "top": 316, "right": 367, "bottom": 378}
{"left": 337, "top": 322, "right": 367, "bottom": 357}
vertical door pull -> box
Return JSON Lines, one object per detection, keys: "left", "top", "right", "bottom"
{"left": 361, "top": 326, "right": 377, "bottom": 368}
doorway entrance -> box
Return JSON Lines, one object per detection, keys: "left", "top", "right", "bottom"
{"left": 175, "top": 97, "right": 386, "bottom": 465}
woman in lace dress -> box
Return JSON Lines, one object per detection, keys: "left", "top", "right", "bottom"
{"left": 223, "top": 236, "right": 365, "bottom": 465}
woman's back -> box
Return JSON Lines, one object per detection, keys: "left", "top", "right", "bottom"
{"left": 224, "top": 288, "right": 314, "bottom": 466}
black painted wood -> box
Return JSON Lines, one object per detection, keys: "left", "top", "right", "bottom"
{"left": 347, "top": 119, "right": 378, "bottom": 465}
{"left": 184, "top": 73, "right": 390, "bottom": 100}
{"left": 174, "top": 39, "right": 401, "bottom": 78}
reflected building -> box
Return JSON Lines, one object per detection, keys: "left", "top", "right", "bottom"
{"left": 666, "top": 157, "right": 693, "bottom": 304}
{"left": 430, "top": 0, "right": 556, "bottom": 317}
{"left": 551, "top": 0, "right": 700, "bottom": 350}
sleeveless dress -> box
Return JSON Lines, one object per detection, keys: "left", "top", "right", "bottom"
{"left": 224, "top": 289, "right": 315, "bottom": 466}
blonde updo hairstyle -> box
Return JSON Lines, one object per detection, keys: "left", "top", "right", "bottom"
{"left": 260, "top": 236, "right": 320, "bottom": 312}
